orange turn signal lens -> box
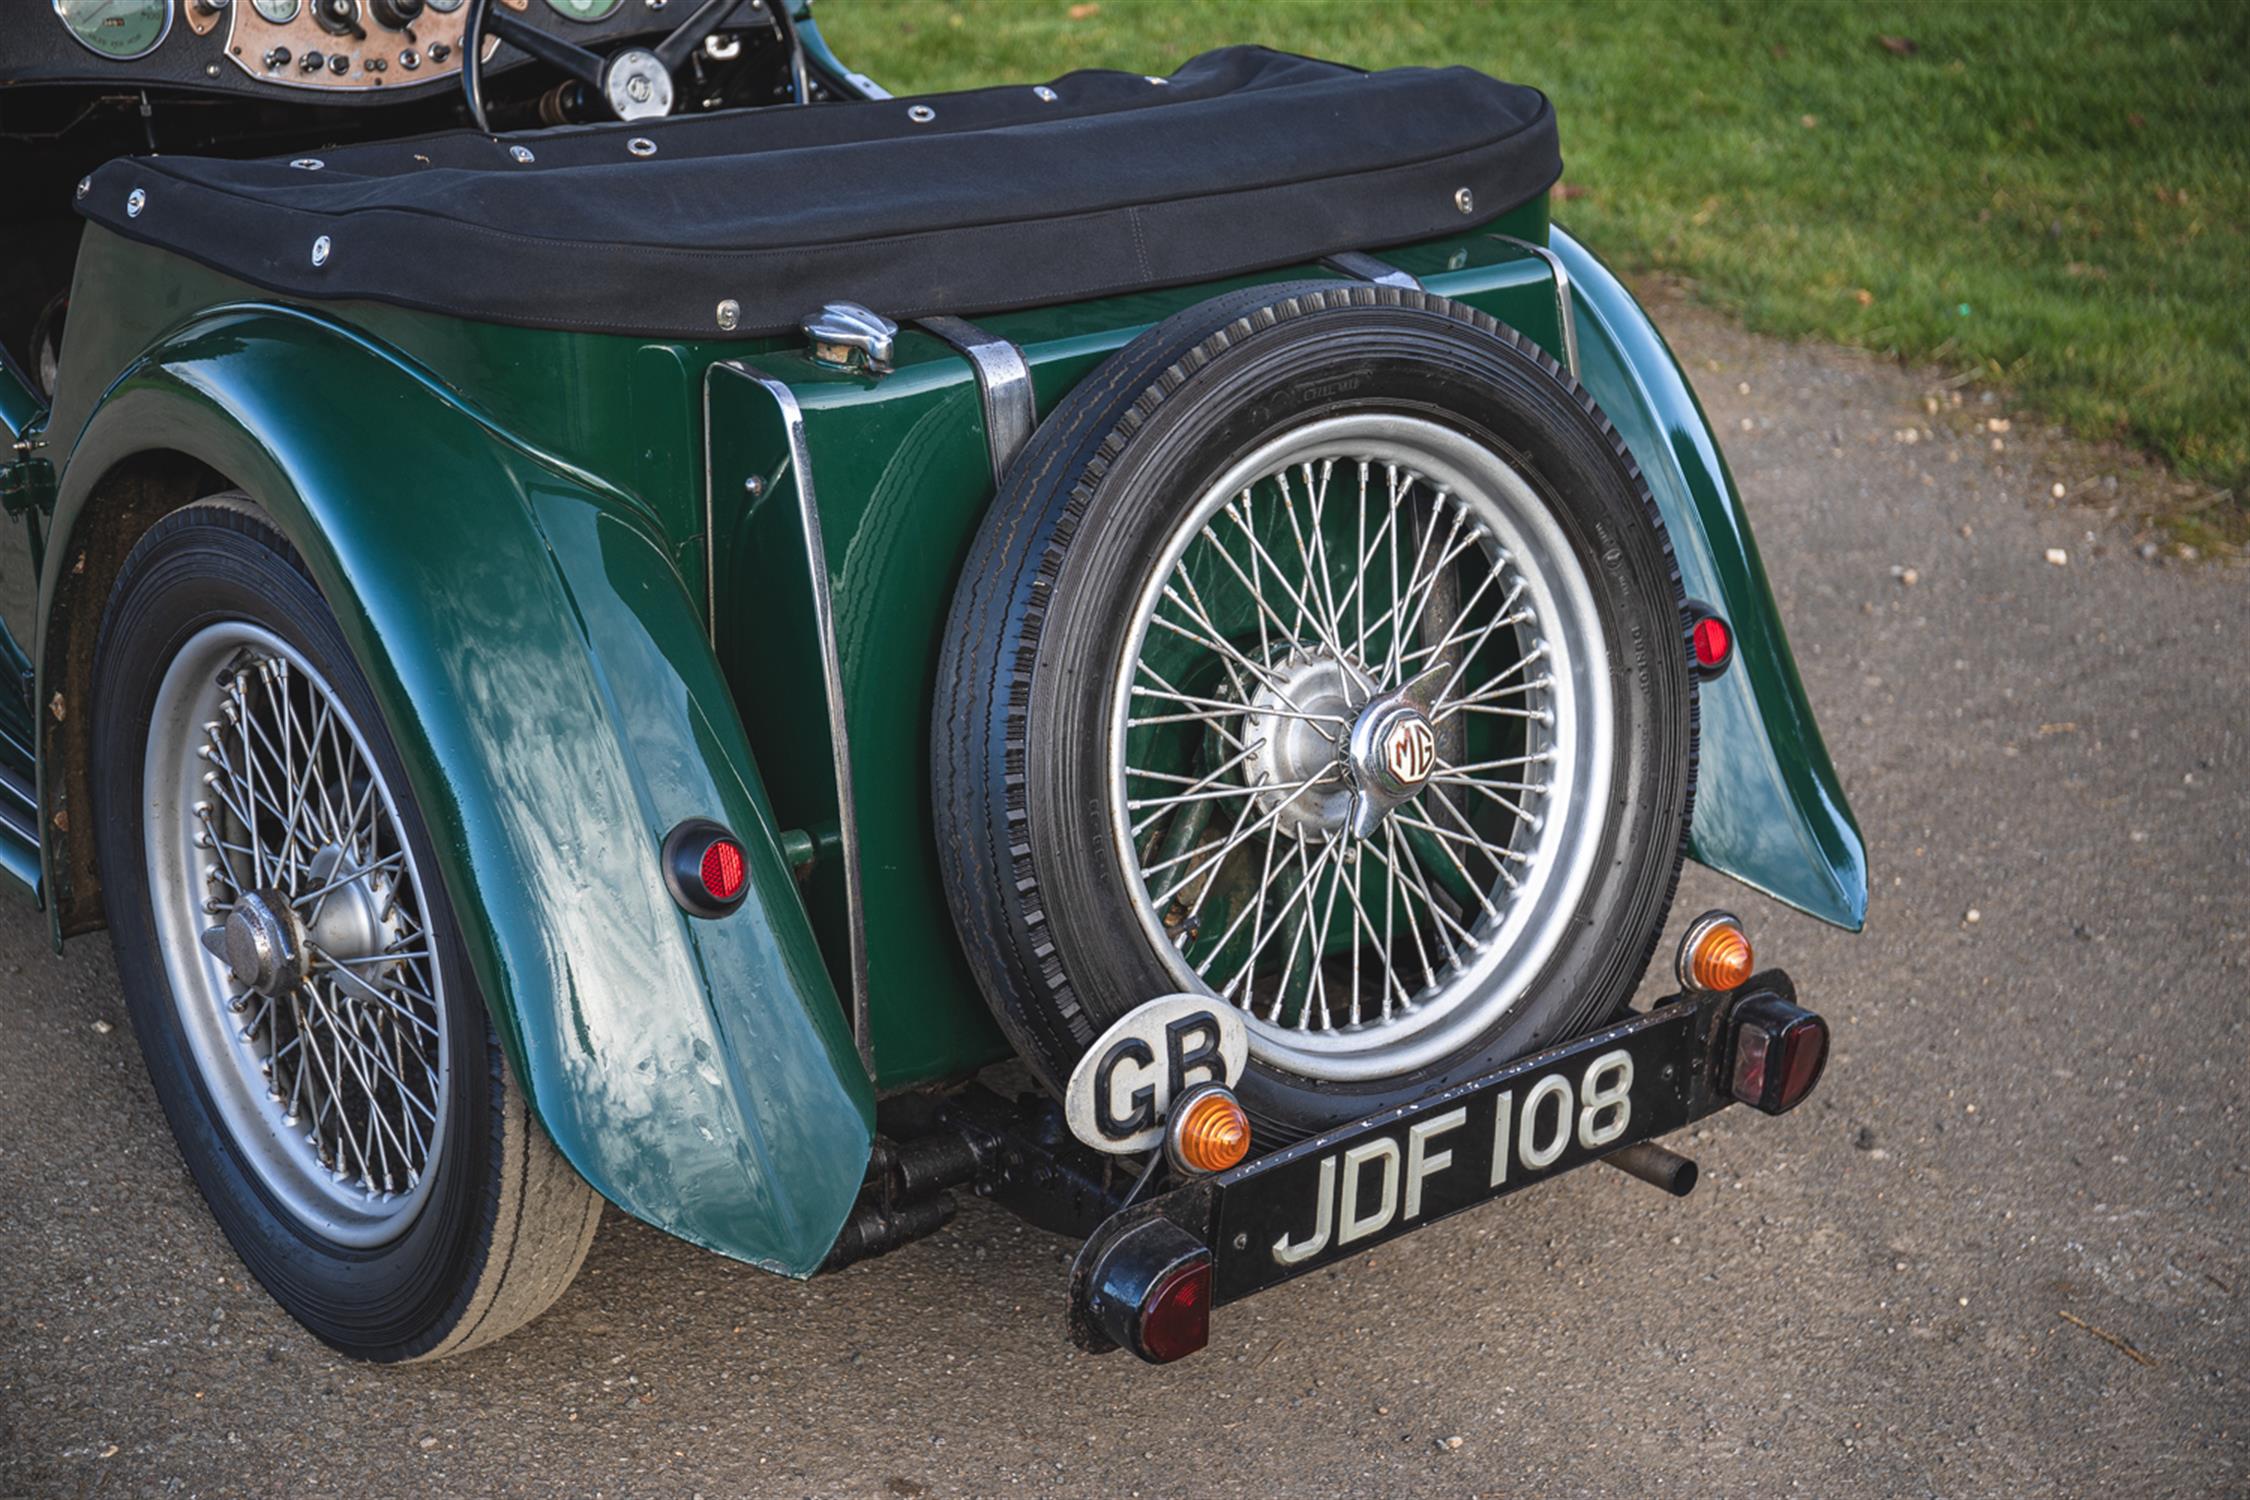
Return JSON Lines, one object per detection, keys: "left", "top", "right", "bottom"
{"left": 1678, "top": 911, "right": 1754, "bottom": 993}
{"left": 1166, "top": 1084, "right": 1252, "bottom": 1175}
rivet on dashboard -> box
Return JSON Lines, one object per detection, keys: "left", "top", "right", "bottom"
{"left": 1454, "top": 186, "right": 1475, "bottom": 214}
{"left": 291, "top": 159, "right": 325, "bottom": 171}
{"left": 509, "top": 145, "right": 536, "bottom": 164}
{"left": 75, "top": 177, "right": 91, "bottom": 200}
{"left": 628, "top": 137, "right": 658, "bottom": 157}
{"left": 206, "top": 64, "right": 222, "bottom": 78}
{"left": 310, "top": 235, "right": 333, "bottom": 268}
{"left": 715, "top": 299, "right": 741, "bottom": 332}
{"left": 907, "top": 104, "right": 936, "bottom": 123}
{"left": 126, "top": 188, "right": 146, "bottom": 218}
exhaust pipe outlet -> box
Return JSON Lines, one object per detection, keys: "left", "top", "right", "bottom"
{"left": 1604, "top": 1140, "right": 1699, "bottom": 1197}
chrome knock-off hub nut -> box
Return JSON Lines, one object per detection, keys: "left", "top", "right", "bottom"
{"left": 219, "top": 890, "right": 307, "bottom": 997}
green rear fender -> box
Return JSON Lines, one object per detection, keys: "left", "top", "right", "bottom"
{"left": 1549, "top": 228, "right": 1869, "bottom": 930}
{"left": 46, "top": 307, "right": 873, "bottom": 1274}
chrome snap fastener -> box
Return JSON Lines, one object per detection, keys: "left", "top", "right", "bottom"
{"left": 126, "top": 188, "right": 146, "bottom": 218}
{"left": 310, "top": 235, "right": 332, "bottom": 268}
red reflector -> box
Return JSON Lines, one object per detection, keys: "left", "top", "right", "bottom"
{"left": 1138, "top": 1258, "right": 1212, "bottom": 1364}
{"left": 700, "top": 839, "right": 747, "bottom": 902}
{"left": 1692, "top": 614, "right": 1733, "bottom": 671}
{"left": 1728, "top": 993, "right": 1829, "bottom": 1115}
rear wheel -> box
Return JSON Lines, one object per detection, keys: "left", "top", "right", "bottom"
{"left": 93, "top": 499, "right": 601, "bottom": 1360}
{"left": 936, "top": 284, "right": 1695, "bottom": 1140}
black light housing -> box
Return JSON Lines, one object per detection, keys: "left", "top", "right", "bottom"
{"left": 1727, "top": 991, "right": 1829, "bottom": 1114}
{"left": 662, "top": 818, "right": 750, "bottom": 919}
{"left": 1084, "top": 1216, "right": 1213, "bottom": 1364}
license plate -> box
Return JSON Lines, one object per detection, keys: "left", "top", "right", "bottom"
{"left": 1211, "top": 1006, "right": 1700, "bottom": 1301}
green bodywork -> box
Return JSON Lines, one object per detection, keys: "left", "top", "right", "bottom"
{"left": 0, "top": 82, "right": 1864, "bottom": 1272}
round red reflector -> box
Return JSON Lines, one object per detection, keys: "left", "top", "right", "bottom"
{"left": 699, "top": 839, "right": 747, "bottom": 902}
{"left": 1692, "top": 615, "right": 1732, "bottom": 670}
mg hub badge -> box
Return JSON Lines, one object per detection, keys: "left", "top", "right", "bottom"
{"left": 1381, "top": 711, "right": 1436, "bottom": 791}
{"left": 1363, "top": 705, "right": 1436, "bottom": 799}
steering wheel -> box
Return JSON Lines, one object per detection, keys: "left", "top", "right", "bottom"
{"left": 459, "top": 0, "right": 793, "bottom": 132}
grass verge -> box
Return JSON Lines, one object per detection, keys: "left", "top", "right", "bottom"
{"left": 819, "top": 0, "right": 2250, "bottom": 547}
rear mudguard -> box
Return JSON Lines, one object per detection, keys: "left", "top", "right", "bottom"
{"left": 1549, "top": 229, "right": 1869, "bottom": 930}
{"left": 41, "top": 306, "right": 873, "bottom": 1274}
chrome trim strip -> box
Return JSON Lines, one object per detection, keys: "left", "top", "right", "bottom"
{"left": 700, "top": 363, "right": 719, "bottom": 645}
{"left": 1488, "top": 235, "right": 1580, "bottom": 378}
{"left": 713, "top": 361, "right": 874, "bottom": 1075}
{"left": 0, "top": 757, "right": 36, "bottom": 849}
{"left": 1320, "top": 251, "right": 1422, "bottom": 291}
{"left": 919, "top": 316, "right": 1038, "bottom": 486}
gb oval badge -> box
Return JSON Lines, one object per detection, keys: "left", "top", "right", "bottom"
{"left": 1063, "top": 995, "right": 1250, "bottom": 1153}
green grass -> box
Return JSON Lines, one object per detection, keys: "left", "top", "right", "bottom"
{"left": 820, "top": 0, "right": 2250, "bottom": 540}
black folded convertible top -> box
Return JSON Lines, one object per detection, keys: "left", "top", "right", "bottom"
{"left": 77, "top": 47, "right": 1559, "bottom": 340}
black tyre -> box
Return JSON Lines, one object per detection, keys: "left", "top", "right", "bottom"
{"left": 93, "top": 499, "right": 601, "bottom": 1361}
{"left": 935, "top": 284, "right": 1695, "bottom": 1141}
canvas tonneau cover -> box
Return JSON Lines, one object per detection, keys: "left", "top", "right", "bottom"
{"left": 76, "top": 46, "right": 1560, "bottom": 340}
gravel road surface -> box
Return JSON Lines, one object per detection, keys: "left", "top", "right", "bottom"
{"left": 2, "top": 294, "right": 2243, "bottom": 1499}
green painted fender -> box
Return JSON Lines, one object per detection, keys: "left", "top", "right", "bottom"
{"left": 1549, "top": 228, "right": 1869, "bottom": 930}
{"left": 43, "top": 305, "right": 874, "bottom": 1274}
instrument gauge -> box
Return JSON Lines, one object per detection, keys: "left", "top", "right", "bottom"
{"left": 53, "top": 0, "right": 174, "bottom": 60}
{"left": 545, "top": 0, "right": 622, "bottom": 20}
{"left": 425, "top": 0, "right": 463, "bottom": 9}
{"left": 251, "top": 0, "right": 301, "bottom": 20}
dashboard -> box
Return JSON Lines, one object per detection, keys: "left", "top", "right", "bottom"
{"left": 9, "top": 0, "right": 686, "bottom": 103}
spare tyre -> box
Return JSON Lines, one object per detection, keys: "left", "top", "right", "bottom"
{"left": 934, "top": 282, "right": 1695, "bottom": 1142}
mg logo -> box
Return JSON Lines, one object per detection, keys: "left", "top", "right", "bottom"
{"left": 1382, "top": 714, "right": 1436, "bottom": 788}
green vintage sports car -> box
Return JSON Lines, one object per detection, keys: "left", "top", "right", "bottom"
{"left": 0, "top": 1, "right": 1864, "bottom": 1364}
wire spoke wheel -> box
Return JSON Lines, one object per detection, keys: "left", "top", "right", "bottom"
{"left": 1108, "top": 413, "right": 1613, "bottom": 1081}
{"left": 940, "top": 286, "right": 1689, "bottom": 1137}
{"left": 144, "top": 621, "right": 447, "bottom": 1245}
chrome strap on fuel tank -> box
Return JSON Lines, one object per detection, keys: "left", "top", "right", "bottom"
{"left": 1319, "top": 250, "right": 1422, "bottom": 291}
{"left": 919, "top": 316, "right": 1038, "bottom": 486}
{"left": 1487, "top": 235, "right": 1581, "bottom": 378}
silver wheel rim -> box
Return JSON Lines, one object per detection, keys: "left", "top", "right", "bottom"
{"left": 1107, "top": 413, "right": 1614, "bottom": 1082}
{"left": 144, "top": 622, "right": 447, "bottom": 1246}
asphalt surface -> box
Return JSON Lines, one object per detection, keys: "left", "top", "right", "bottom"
{"left": 3, "top": 293, "right": 2244, "bottom": 1500}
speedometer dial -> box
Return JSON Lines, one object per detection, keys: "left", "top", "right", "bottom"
{"left": 53, "top": 0, "right": 173, "bottom": 60}
{"left": 251, "top": 0, "right": 301, "bottom": 21}
{"left": 545, "top": 0, "right": 622, "bottom": 20}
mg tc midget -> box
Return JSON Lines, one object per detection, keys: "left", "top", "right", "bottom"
{"left": 0, "top": 0, "right": 1864, "bottom": 1364}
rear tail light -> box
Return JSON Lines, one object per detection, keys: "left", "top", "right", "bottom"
{"left": 1166, "top": 1083, "right": 1251, "bottom": 1175}
{"left": 1677, "top": 910, "right": 1754, "bottom": 993}
{"left": 1084, "top": 1217, "right": 1212, "bottom": 1364}
{"left": 1138, "top": 1257, "right": 1214, "bottom": 1363}
{"left": 1728, "top": 993, "right": 1829, "bottom": 1114}
{"left": 662, "top": 818, "right": 750, "bottom": 918}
